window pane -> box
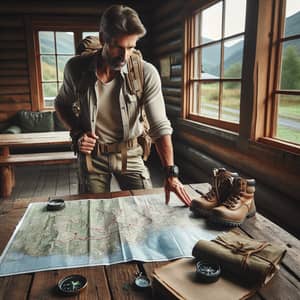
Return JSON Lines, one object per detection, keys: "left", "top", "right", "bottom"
{"left": 280, "top": 41, "right": 300, "bottom": 90}
{"left": 42, "top": 83, "right": 57, "bottom": 107}
{"left": 201, "top": 43, "right": 221, "bottom": 79}
{"left": 284, "top": 0, "right": 300, "bottom": 37}
{"left": 201, "top": 2, "right": 222, "bottom": 43}
{"left": 224, "top": 36, "right": 244, "bottom": 78}
{"left": 194, "top": 13, "right": 201, "bottom": 46}
{"left": 41, "top": 55, "right": 56, "bottom": 81}
{"left": 193, "top": 48, "right": 201, "bottom": 79}
{"left": 221, "top": 82, "right": 240, "bottom": 123}
{"left": 224, "top": 0, "right": 246, "bottom": 37}
{"left": 200, "top": 82, "right": 219, "bottom": 118}
{"left": 276, "top": 94, "right": 300, "bottom": 144}
{"left": 82, "top": 32, "right": 98, "bottom": 39}
{"left": 56, "top": 32, "right": 74, "bottom": 54}
{"left": 57, "top": 55, "right": 72, "bottom": 81}
{"left": 39, "top": 31, "right": 55, "bottom": 54}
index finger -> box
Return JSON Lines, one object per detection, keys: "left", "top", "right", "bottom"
{"left": 165, "top": 187, "right": 170, "bottom": 205}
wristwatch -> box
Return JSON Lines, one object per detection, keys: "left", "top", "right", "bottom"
{"left": 164, "top": 165, "right": 179, "bottom": 178}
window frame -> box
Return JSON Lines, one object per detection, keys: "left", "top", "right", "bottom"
{"left": 183, "top": 0, "right": 300, "bottom": 155}
{"left": 183, "top": 0, "right": 247, "bottom": 132}
{"left": 28, "top": 16, "right": 98, "bottom": 111}
{"left": 258, "top": 0, "right": 300, "bottom": 154}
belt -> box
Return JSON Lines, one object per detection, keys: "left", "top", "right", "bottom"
{"left": 87, "top": 138, "right": 139, "bottom": 173}
{"left": 96, "top": 138, "right": 139, "bottom": 154}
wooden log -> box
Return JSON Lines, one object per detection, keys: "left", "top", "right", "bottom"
{"left": 155, "top": 28, "right": 182, "bottom": 44}
{"left": 0, "top": 76, "right": 29, "bottom": 85}
{"left": 164, "top": 95, "right": 181, "bottom": 106}
{"left": 154, "top": 40, "right": 181, "bottom": 56}
{"left": 0, "top": 50, "right": 27, "bottom": 60}
{"left": 0, "top": 69, "right": 28, "bottom": 76}
{"left": 0, "top": 60, "right": 27, "bottom": 70}
{"left": 165, "top": 103, "right": 181, "bottom": 118}
{"left": 153, "top": 0, "right": 183, "bottom": 19}
{"left": 0, "top": 94, "right": 30, "bottom": 102}
{"left": 0, "top": 86, "right": 30, "bottom": 95}
{"left": 162, "top": 87, "right": 181, "bottom": 97}
{"left": 0, "top": 29, "right": 25, "bottom": 41}
{"left": 0, "top": 16, "right": 24, "bottom": 27}
{"left": 0, "top": 41, "right": 26, "bottom": 49}
{"left": 154, "top": 14, "right": 183, "bottom": 34}
{"left": 162, "top": 78, "right": 182, "bottom": 88}
{"left": 0, "top": 102, "right": 31, "bottom": 111}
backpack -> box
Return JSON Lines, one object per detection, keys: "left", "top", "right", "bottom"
{"left": 76, "top": 36, "right": 152, "bottom": 161}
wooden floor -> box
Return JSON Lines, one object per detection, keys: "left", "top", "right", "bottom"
{"left": 2, "top": 159, "right": 164, "bottom": 201}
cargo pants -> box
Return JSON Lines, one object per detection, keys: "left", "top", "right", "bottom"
{"left": 78, "top": 145, "right": 152, "bottom": 193}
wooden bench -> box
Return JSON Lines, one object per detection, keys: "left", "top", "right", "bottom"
{"left": 0, "top": 151, "right": 77, "bottom": 198}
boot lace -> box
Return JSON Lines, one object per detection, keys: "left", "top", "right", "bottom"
{"left": 204, "top": 170, "right": 232, "bottom": 202}
{"left": 223, "top": 179, "right": 242, "bottom": 208}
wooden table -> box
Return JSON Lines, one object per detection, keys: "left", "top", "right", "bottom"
{"left": 0, "top": 184, "right": 299, "bottom": 299}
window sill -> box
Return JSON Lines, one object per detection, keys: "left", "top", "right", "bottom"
{"left": 256, "top": 137, "right": 300, "bottom": 156}
{"left": 177, "top": 118, "right": 238, "bottom": 144}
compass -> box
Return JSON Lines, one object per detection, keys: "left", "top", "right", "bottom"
{"left": 195, "top": 260, "right": 221, "bottom": 283}
{"left": 47, "top": 198, "right": 65, "bottom": 211}
{"left": 57, "top": 274, "right": 87, "bottom": 295}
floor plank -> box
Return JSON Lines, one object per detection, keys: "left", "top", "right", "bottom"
{"left": 0, "top": 158, "right": 164, "bottom": 202}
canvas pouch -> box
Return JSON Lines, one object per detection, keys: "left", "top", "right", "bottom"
{"left": 192, "top": 230, "right": 286, "bottom": 287}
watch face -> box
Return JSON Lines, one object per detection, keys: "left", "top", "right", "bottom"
{"left": 165, "top": 165, "right": 179, "bottom": 177}
{"left": 134, "top": 273, "right": 151, "bottom": 289}
{"left": 57, "top": 274, "right": 87, "bottom": 295}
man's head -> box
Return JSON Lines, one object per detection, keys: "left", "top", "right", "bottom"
{"left": 99, "top": 5, "right": 146, "bottom": 70}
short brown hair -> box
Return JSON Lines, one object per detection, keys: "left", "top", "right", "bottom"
{"left": 99, "top": 5, "right": 146, "bottom": 42}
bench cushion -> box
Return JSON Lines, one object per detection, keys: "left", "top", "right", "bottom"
{"left": 18, "top": 110, "right": 54, "bottom": 133}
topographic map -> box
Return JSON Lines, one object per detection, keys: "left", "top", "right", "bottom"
{"left": 0, "top": 193, "right": 221, "bottom": 276}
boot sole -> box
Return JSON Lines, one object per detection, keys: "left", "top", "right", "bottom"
{"left": 208, "top": 209, "right": 256, "bottom": 227}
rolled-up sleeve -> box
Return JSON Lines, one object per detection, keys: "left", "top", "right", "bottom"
{"left": 143, "top": 62, "right": 173, "bottom": 141}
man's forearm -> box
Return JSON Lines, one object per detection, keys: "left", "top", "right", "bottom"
{"left": 154, "top": 134, "right": 174, "bottom": 167}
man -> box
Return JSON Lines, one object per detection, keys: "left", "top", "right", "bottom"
{"left": 55, "top": 5, "right": 191, "bottom": 206}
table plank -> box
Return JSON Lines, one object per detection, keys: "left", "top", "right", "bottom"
{"left": 29, "top": 267, "right": 111, "bottom": 300}
{"left": 105, "top": 263, "right": 151, "bottom": 300}
{"left": 0, "top": 274, "right": 32, "bottom": 299}
{"left": 240, "top": 212, "right": 300, "bottom": 279}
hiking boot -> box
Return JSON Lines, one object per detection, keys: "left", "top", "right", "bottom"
{"left": 209, "top": 177, "right": 256, "bottom": 226}
{"left": 190, "top": 168, "right": 238, "bottom": 217}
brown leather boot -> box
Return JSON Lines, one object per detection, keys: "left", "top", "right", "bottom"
{"left": 209, "top": 177, "right": 256, "bottom": 226}
{"left": 190, "top": 168, "right": 238, "bottom": 217}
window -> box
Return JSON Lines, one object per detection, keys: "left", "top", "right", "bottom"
{"left": 270, "top": 0, "right": 300, "bottom": 146}
{"left": 38, "top": 31, "right": 75, "bottom": 108}
{"left": 29, "top": 17, "right": 98, "bottom": 110}
{"left": 184, "top": 0, "right": 246, "bottom": 131}
{"left": 37, "top": 30, "right": 98, "bottom": 108}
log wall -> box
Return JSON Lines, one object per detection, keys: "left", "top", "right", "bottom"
{"left": 0, "top": 16, "right": 31, "bottom": 121}
{"left": 0, "top": 1, "right": 152, "bottom": 122}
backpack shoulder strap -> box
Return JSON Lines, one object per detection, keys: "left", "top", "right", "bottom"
{"left": 126, "top": 49, "right": 144, "bottom": 102}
